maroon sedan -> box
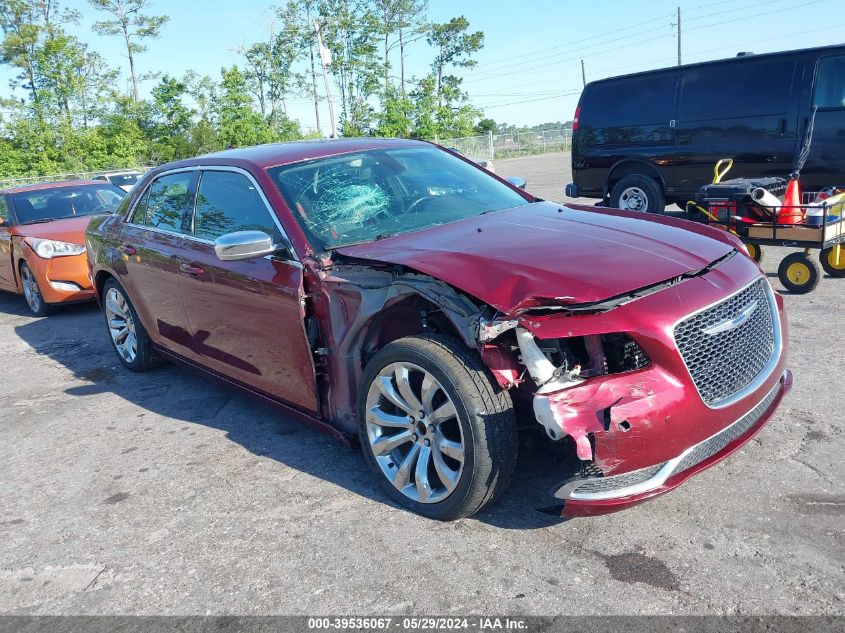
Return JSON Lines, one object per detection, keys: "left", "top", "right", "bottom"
{"left": 85, "top": 139, "right": 791, "bottom": 520}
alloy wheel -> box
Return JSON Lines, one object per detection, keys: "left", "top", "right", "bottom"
{"left": 105, "top": 287, "right": 138, "bottom": 363}
{"left": 364, "top": 362, "right": 465, "bottom": 504}
{"left": 21, "top": 265, "right": 42, "bottom": 314}
{"left": 619, "top": 186, "right": 649, "bottom": 212}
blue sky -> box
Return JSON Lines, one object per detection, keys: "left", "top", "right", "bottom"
{"left": 3, "top": 0, "right": 843, "bottom": 135}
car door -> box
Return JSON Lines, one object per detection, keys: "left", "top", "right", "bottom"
{"left": 119, "top": 169, "right": 198, "bottom": 359}
{"left": 674, "top": 57, "right": 798, "bottom": 199}
{"left": 0, "top": 196, "right": 15, "bottom": 291}
{"left": 801, "top": 54, "right": 845, "bottom": 191}
{"left": 178, "top": 167, "right": 318, "bottom": 414}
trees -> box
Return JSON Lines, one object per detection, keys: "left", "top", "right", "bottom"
{"left": 427, "top": 16, "right": 483, "bottom": 107}
{"left": 87, "top": 0, "right": 168, "bottom": 103}
{"left": 0, "top": 0, "right": 491, "bottom": 180}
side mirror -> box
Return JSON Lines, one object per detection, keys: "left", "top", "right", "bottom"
{"left": 214, "top": 230, "right": 276, "bottom": 261}
{"left": 506, "top": 177, "right": 527, "bottom": 190}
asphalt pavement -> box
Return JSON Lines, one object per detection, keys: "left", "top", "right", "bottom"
{"left": 0, "top": 152, "right": 842, "bottom": 615}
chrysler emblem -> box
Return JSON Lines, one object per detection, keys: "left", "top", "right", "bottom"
{"left": 701, "top": 301, "right": 758, "bottom": 336}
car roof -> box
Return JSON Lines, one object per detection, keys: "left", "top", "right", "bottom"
{"left": 1, "top": 180, "right": 110, "bottom": 194}
{"left": 158, "top": 137, "right": 428, "bottom": 172}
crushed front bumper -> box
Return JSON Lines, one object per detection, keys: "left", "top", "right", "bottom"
{"left": 557, "top": 369, "right": 792, "bottom": 517}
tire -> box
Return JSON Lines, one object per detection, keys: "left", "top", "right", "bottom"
{"left": 102, "top": 278, "right": 163, "bottom": 372}
{"left": 609, "top": 174, "right": 666, "bottom": 213}
{"left": 358, "top": 334, "right": 517, "bottom": 520}
{"left": 745, "top": 243, "right": 764, "bottom": 265}
{"left": 820, "top": 245, "right": 845, "bottom": 278}
{"left": 778, "top": 252, "right": 821, "bottom": 294}
{"left": 19, "top": 261, "right": 55, "bottom": 317}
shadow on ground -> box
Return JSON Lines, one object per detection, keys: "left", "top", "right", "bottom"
{"left": 4, "top": 292, "right": 577, "bottom": 530}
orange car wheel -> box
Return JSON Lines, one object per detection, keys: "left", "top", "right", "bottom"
{"left": 20, "top": 262, "right": 55, "bottom": 317}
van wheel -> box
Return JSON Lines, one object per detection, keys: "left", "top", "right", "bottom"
{"left": 610, "top": 175, "right": 665, "bottom": 213}
{"left": 358, "top": 334, "right": 517, "bottom": 520}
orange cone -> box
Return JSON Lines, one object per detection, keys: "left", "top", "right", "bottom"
{"left": 778, "top": 178, "right": 804, "bottom": 224}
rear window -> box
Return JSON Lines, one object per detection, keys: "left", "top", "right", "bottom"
{"left": 582, "top": 71, "right": 677, "bottom": 127}
{"left": 679, "top": 58, "right": 795, "bottom": 121}
{"left": 107, "top": 173, "right": 141, "bottom": 187}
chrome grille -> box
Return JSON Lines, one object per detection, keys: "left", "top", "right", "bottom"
{"left": 674, "top": 380, "right": 780, "bottom": 474}
{"left": 674, "top": 278, "right": 775, "bottom": 406}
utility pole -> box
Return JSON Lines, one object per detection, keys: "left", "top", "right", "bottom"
{"left": 677, "top": 6, "right": 682, "bottom": 66}
{"left": 581, "top": 59, "right": 586, "bottom": 87}
{"left": 314, "top": 20, "right": 338, "bottom": 139}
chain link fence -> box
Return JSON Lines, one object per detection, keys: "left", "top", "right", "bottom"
{"left": 440, "top": 129, "right": 572, "bottom": 161}
{"left": 0, "top": 166, "right": 149, "bottom": 190}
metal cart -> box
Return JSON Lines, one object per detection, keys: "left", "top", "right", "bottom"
{"left": 686, "top": 161, "right": 845, "bottom": 294}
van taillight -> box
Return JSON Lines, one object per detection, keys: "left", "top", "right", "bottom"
{"left": 573, "top": 106, "right": 581, "bottom": 131}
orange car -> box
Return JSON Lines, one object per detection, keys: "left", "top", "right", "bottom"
{"left": 0, "top": 181, "right": 126, "bottom": 315}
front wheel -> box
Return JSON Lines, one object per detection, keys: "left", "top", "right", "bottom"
{"left": 20, "top": 262, "right": 54, "bottom": 317}
{"left": 778, "top": 252, "right": 821, "bottom": 294}
{"left": 358, "top": 334, "right": 517, "bottom": 520}
{"left": 609, "top": 174, "right": 666, "bottom": 213}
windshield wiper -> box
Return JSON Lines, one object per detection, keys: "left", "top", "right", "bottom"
{"left": 20, "top": 218, "right": 54, "bottom": 225}
{"left": 374, "top": 232, "right": 395, "bottom": 240}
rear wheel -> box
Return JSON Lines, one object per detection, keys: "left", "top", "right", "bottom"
{"left": 745, "top": 243, "right": 764, "bottom": 265}
{"left": 609, "top": 174, "right": 665, "bottom": 214}
{"left": 358, "top": 334, "right": 517, "bottom": 520}
{"left": 820, "top": 245, "right": 845, "bottom": 278}
{"left": 102, "top": 278, "right": 163, "bottom": 372}
{"left": 20, "top": 262, "right": 54, "bottom": 317}
{"left": 778, "top": 252, "right": 821, "bottom": 294}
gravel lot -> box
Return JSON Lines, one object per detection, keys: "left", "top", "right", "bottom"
{"left": 1, "top": 152, "right": 842, "bottom": 616}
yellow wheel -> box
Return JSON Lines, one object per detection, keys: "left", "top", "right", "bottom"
{"left": 778, "top": 252, "right": 820, "bottom": 294}
{"left": 744, "top": 243, "right": 763, "bottom": 264}
{"left": 820, "top": 245, "right": 845, "bottom": 278}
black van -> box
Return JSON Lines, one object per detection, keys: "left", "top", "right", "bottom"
{"left": 565, "top": 44, "right": 845, "bottom": 212}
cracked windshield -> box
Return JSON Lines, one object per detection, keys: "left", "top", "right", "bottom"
{"left": 268, "top": 146, "right": 527, "bottom": 250}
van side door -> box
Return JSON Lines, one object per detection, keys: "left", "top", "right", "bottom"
{"left": 802, "top": 54, "right": 845, "bottom": 192}
{"left": 674, "top": 57, "right": 798, "bottom": 199}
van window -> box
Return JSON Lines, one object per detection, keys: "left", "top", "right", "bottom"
{"left": 583, "top": 72, "right": 677, "bottom": 127}
{"left": 679, "top": 58, "right": 795, "bottom": 121}
{"left": 813, "top": 56, "right": 845, "bottom": 109}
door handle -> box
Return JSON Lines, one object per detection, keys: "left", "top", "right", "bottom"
{"left": 179, "top": 262, "right": 205, "bottom": 276}
{"left": 120, "top": 244, "right": 136, "bottom": 256}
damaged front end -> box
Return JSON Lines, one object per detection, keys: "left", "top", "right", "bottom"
{"left": 471, "top": 251, "right": 790, "bottom": 517}
{"left": 309, "top": 246, "right": 788, "bottom": 518}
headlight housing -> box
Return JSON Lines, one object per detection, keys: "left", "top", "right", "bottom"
{"left": 27, "top": 238, "right": 86, "bottom": 259}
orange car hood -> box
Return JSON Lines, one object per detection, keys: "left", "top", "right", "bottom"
{"left": 12, "top": 214, "right": 95, "bottom": 243}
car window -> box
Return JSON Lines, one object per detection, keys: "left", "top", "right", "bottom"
{"left": 679, "top": 58, "right": 795, "bottom": 121}
{"left": 0, "top": 197, "right": 8, "bottom": 224}
{"left": 813, "top": 56, "right": 845, "bottom": 109}
{"left": 108, "top": 173, "right": 141, "bottom": 187}
{"left": 583, "top": 71, "right": 677, "bottom": 127}
{"left": 134, "top": 172, "right": 193, "bottom": 233}
{"left": 192, "top": 170, "right": 282, "bottom": 242}
{"left": 9, "top": 184, "right": 127, "bottom": 224}
{"left": 268, "top": 145, "right": 527, "bottom": 251}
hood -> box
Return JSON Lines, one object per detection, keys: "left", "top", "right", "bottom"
{"left": 336, "top": 201, "right": 735, "bottom": 314}
{"left": 14, "top": 214, "right": 95, "bottom": 243}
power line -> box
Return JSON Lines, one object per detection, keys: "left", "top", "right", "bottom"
{"left": 463, "top": 0, "right": 815, "bottom": 86}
